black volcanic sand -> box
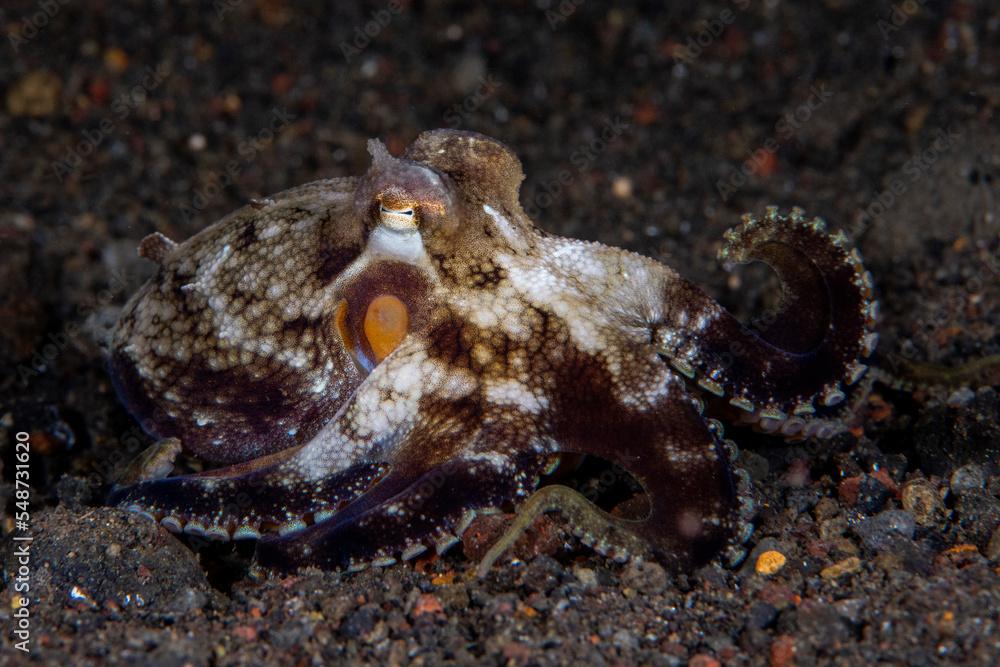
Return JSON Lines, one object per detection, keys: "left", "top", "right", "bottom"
{"left": 2, "top": 2, "right": 999, "bottom": 665}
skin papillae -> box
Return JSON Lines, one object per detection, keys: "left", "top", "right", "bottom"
{"left": 108, "top": 129, "right": 877, "bottom": 573}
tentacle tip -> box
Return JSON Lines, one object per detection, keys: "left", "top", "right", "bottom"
{"left": 367, "top": 138, "right": 392, "bottom": 165}
{"left": 137, "top": 232, "right": 177, "bottom": 264}
{"left": 474, "top": 559, "right": 495, "bottom": 579}
{"left": 475, "top": 537, "right": 515, "bottom": 579}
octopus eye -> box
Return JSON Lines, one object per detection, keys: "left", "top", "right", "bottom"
{"left": 379, "top": 204, "right": 417, "bottom": 231}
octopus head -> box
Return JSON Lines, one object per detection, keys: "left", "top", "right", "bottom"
{"left": 354, "top": 130, "right": 530, "bottom": 255}
{"left": 354, "top": 138, "right": 460, "bottom": 241}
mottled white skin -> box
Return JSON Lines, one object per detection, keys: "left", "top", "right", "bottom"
{"left": 112, "top": 178, "right": 364, "bottom": 462}
{"left": 110, "top": 130, "right": 875, "bottom": 571}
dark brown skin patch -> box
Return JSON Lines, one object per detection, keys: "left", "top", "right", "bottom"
{"left": 315, "top": 245, "right": 360, "bottom": 284}
{"left": 548, "top": 348, "right": 736, "bottom": 567}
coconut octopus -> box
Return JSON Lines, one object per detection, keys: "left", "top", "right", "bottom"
{"left": 108, "top": 129, "right": 878, "bottom": 573}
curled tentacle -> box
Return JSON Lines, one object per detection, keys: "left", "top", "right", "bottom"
{"left": 656, "top": 207, "right": 877, "bottom": 438}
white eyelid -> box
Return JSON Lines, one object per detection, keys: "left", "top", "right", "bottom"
{"left": 379, "top": 204, "right": 417, "bottom": 230}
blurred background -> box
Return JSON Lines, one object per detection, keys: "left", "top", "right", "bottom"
{"left": 1, "top": 1, "right": 999, "bottom": 664}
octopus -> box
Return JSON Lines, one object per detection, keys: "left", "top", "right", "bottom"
{"left": 108, "top": 129, "right": 878, "bottom": 573}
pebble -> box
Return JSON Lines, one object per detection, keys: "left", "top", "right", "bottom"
{"left": 794, "top": 599, "right": 850, "bottom": 644}
{"left": 622, "top": 559, "right": 669, "bottom": 594}
{"left": 856, "top": 474, "right": 893, "bottom": 513}
{"left": 755, "top": 550, "right": 787, "bottom": 576}
{"left": 688, "top": 654, "right": 720, "bottom": 667}
{"left": 166, "top": 587, "right": 209, "bottom": 615}
{"left": 952, "top": 489, "right": 1000, "bottom": 547}
{"left": 813, "top": 497, "right": 840, "bottom": 521}
{"left": 832, "top": 598, "right": 866, "bottom": 625}
{"left": 611, "top": 176, "right": 633, "bottom": 199}
{"left": 901, "top": 478, "right": 945, "bottom": 526}
{"left": 819, "top": 516, "right": 848, "bottom": 541}
{"left": 612, "top": 628, "right": 639, "bottom": 650}
{"left": 6, "top": 70, "right": 61, "bottom": 117}
{"left": 451, "top": 53, "right": 486, "bottom": 93}
{"left": 188, "top": 133, "right": 207, "bottom": 152}
{"left": 946, "top": 387, "right": 976, "bottom": 407}
{"left": 520, "top": 554, "right": 563, "bottom": 592}
{"left": 411, "top": 593, "right": 445, "bottom": 618}
{"left": 769, "top": 635, "right": 796, "bottom": 667}
{"left": 747, "top": 602, "right": 778, "bottom": 630}
{"left": 820, "top": 556, "right": 861, "bottom": 579}
{"left": 103, "top": 47, "right": 130, "bottom": 72}
{"left": 572, "top": 567, "right": 598, "bottom": 590}
{"left": 987, "top": 525, "right": 1000, "bottom": 562}
{"left": 501, "top": 641, "right": 532, "bottom": 663}
{"left": 837, "top": 470, "right": 898, "bottom": 514}
{"left": 854, "top": 509, "right": 917, "bottom": 552}
{"left": 341, "top": 604, "right": 378, "bottom": 639}
{"left": 949, "top": 464, "right": 986, "bottom": 494}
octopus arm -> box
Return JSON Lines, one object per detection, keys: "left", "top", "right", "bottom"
{"left": 108, "top": 446, "right": 390, "bottom": 541}
{"left": 111, "top": 335, "right": 554, "bottom": 569}
{"left": 657, "top": 208, "right": 877, "bottom": 425}
{"left": 259, "top": 401, "right": 555, "bottom": 569}
{"left": 481, "top": 378, "right": 739, "bottom": 572}
{"left": 257, "top": 448, "right": 545, "bottom": 569}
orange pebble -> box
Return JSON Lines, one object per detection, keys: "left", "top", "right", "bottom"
{"left": 755, "top": 550, "right": 787, "bottom": 576}
{"left": 412, "top": 593, "right": 445, "bottom": 617}
{"left": 431, "top": 571, "right": 456, "bottom": 586}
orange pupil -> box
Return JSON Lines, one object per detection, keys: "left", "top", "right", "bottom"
{"left": 363, "top": 294, "right": 409, "bottom": 364}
